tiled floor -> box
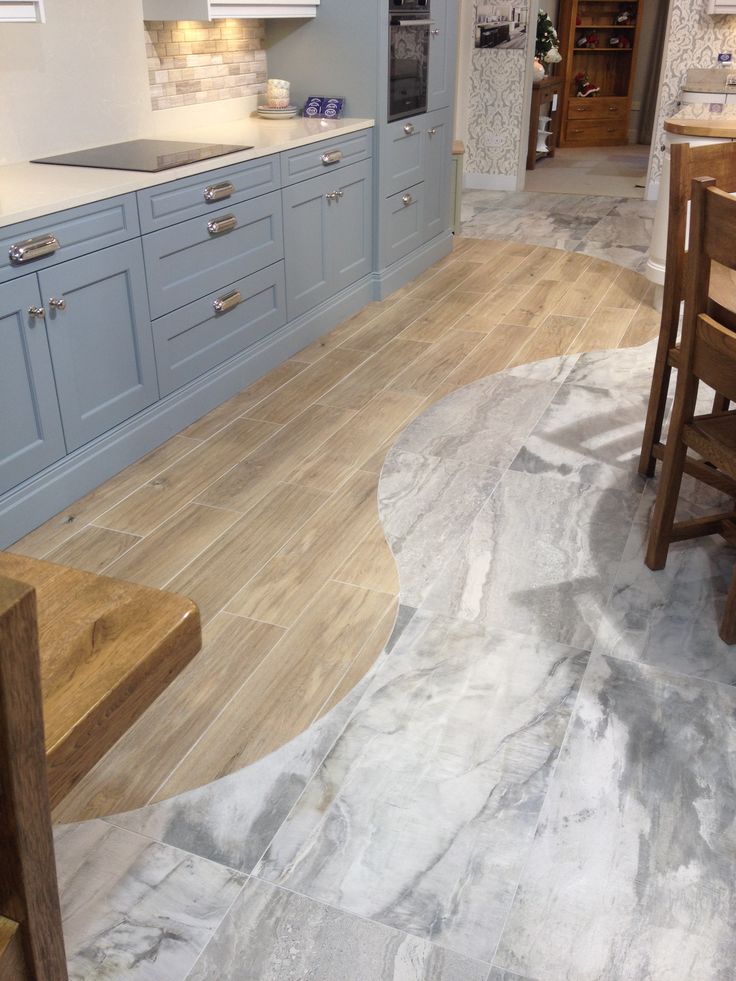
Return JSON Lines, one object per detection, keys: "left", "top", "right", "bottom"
{"left": 53, "top": 338, "right": 736, "bottom": 980}
{"left": 524, "top": 144, "right": 650, "bottom": 199}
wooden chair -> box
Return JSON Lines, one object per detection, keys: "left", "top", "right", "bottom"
{"left": 638, "top": 140, "right": 736, "bottom": 480}
{"left": 646, "top": 178, "right": 736, "bottom": 643}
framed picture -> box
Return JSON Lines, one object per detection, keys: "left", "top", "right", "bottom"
{"left": 474, "top": 1, "right": 529, "bottom": 50}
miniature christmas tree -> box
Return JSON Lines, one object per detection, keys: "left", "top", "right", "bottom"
{"left": 536, "top": 9, "right": 562, "bottom": 65}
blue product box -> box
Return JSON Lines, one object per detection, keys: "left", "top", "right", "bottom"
{"left": 303, "top": 96, "right": 345, "bottom": 118}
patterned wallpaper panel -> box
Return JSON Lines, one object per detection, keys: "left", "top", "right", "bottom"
{"left": 648, "top": 2, "right": 736, "bottom": 189}
{"left": 466, "top": 48, "right": 528, "bottom": 180}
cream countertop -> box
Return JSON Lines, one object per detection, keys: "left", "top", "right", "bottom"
{"left": 682, "top": 68, "right": 736, "bottom": 94}
{"left": 0, "top": 116, "right": 374, "bottom": 229}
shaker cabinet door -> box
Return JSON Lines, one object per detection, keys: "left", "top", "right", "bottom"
{"left": 427, "top": 0, "right": 457, "bottom": 112}
{"left": 39, "top": 241, "right": 158, "bottom": 451}
{"left": 423, "top": 109, "right": 452, "bottom": 242}
{"left": 328, "top": 159, "right": 373, "bottom": 297}
{"left": 0, "top": 275, "right": 65, "bottom": 496}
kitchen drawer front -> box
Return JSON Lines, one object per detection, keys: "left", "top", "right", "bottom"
{"left": 143, "top": 190, "right": 284, "bottom": 319}
{"left": 383, "top": 118, "right": 424, "bottom": 197}
{"left": 153, "top": 262, "right": 287, "bottom": 397}
{"left": 381, "top": 184, "right": 425, "bottom": 266}
{"left": 0, "top": 274, "right": 66, "bottom": 495}
{"left": 136, "top": 155, "right": 280, "bottom": 233}
{"left": 280, "top": 130, "right": 373, "bottom": 186}
{"left": 564, "top": 117, "right": 629, "bottom": 144}
{"left": 1, "top": 194, "right": 140, "bottom": 285}
{"left": 566, "top": 97, "right": 629, "bottom": 121}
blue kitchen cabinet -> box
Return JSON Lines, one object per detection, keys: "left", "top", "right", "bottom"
{"left": 423, "top": 108, "right": 452, "bottom": 242}
{"left": 427, "top": 0, "right": 457, "bottom": 113}
{"left": 283, "top": 159, "right": 372, "bottom": 321}
{"left": 0, "top": 275, "right": 66, "bottom": 496}
{"left": 37, "top": 240, "right": 158, "bottom": 452}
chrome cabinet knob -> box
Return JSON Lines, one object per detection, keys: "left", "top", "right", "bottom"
{"left": 431, "top": 27, "right": 440, "bottom": 36}
{"left": 403, "top": 123, "right": 415, "bottom": 136}
{"left": 49, "top": 297, "right": 66, "bottom": 310}
{"left": 402, "top": 193, "right": 414, "bottom": 207}
{"left": 28, "top": 306, "right": 45, "bottom": 319}
{"left": 427, "top": 127, "right": 438, "bottom": 136}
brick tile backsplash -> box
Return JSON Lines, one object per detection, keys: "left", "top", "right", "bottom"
{"left": 144, "top": 20, "right": 267, "bottom": 111}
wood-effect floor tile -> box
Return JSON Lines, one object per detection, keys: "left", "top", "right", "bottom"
{"left": 154, "top": 581, "right": 396, "bottom": 797}
{"left": 44, "top": 526, "right": 140, "bottom": 574}
{"left": 318, "top": 338, "right": 430, "bottom": 411}
{"left": 165, "top": 481, "right": 330, "bottom": 624}
{"left": 568, "top": 305, "right": 635, "bottom": 355}
{"left": 410, "top": 259, "right": 484, "bottom": 302}
{"left": 96, "top": 418, "right": 281, "bottom": 537}
{"left": 389, "top": 329, "right": 484, "bottom": 397}
{"left": 103, "top": 503, "right": 242, "bottom": 588}
{"left": 53, "top": 613, "right": 284, "bottom": 822}
{"left": 510, "top": 315, "right": 586, "bottom": 365}
{"left": 343, "top": 296, "right": 435, "bottom": 353}
{"left": 225, "top": 469, "right": 380, "bottom": 627}
{"left": 400, "top": 291, "right": 484, "bottom": 343}
{"left": 9, "top": 435, "right": 198, "bottom": 557}
{"left": 334, "top": 520, "right": 399, "bottom": 594}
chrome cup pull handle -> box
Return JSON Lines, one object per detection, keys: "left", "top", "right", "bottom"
{"left": 321, "top": 150, "right": 343, "bottom": 166}
{"left": 204, "top": 181, "right": 235, "bottom": 203}
{"left": 213, "top": 289, "right": 242, "bottom": 314}
{"left": 207, "top": 215, "right": 237, "bottom": 235}
{"left": 9, "top": 233, "right": 60, "bottom": 265}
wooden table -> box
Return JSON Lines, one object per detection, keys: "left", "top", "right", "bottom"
{"left": 0, "top": 552, "right": 201, "bottom": 807}
{"left": 527, "top": 77, "right": 563, "bottom": 170}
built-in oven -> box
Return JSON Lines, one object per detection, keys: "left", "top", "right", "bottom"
{"left": 388, "top": 0, "right": 431, "bottom": 123}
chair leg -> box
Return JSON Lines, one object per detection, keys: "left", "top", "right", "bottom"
{"left": 639, "top": 310, "right": 678, "bottom": 479}
{"left": 719, "top": 565, "right": 736, "bottom": 644}
{"left": 645, "top": 436, "right": 687, "bottom": 570}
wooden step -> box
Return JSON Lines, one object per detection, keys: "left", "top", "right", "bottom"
{"left": 0, "top": 552, "right": 201, "bottom": 807}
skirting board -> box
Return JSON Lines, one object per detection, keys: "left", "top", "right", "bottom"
{"left": 464, "top": 172, "right": 517, "bottom": 191}
{"left": 0, "top": 275, "right": 373, "bottom": 549}
{"left": 373, "top": 232, "right": 454, "bottom": 300}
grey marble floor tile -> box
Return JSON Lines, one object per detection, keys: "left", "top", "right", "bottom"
{"left": 509, "top": 382, "right": 650, "bottom": 491}
{"left": 487, "top": 970, "right": 538, "bottom": 981}
{"left": 505, "top": 353, "right": 576, "bottom": 385}
{"left": 396, "top": 374, "right": 560, "bottom": 471}
{"left": 422, "top": 469, "right": 641, "bottom": 650}
{"left": 575, "top": 242, "right": 648, "bottom": 273}
{"left": 55, "top": 820, "right": 245, "bottom": 981}
{"left": 593, "top": 485, "right": 736, "bottom": 686}
{"left": 185, "top": 878, "right": 490, "bottom": 981}
{"left": 493, "top": 654, "right": 736, "bottom": 981}
{"left": 563, "top": 340, "right": 655, "bottom": 392}
{"left": 255, "top": 611, "right": 589, "bottom": 963}
{"left": 110, "top": 652, "right": 380, "bottom": 873}
{"left": 379, "top": 449, "right": 502, "bottom": 608}
{"left": 583, "top": 213, "right": 653, "bottom": 249}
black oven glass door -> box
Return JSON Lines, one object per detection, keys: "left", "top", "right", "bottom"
{"left": 388, "top": 12, "right": 430, "bottom": 122}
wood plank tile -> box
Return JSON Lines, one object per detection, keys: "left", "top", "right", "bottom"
{"left": 225, "top": 469, "right": 380, "bottom": 627}
{"left": 103, "top": 503, "right": 242, "bottom": 588}
{"left": 549, "top": 263, "right": 619, "bottom": 319}
{"left": 543, "top": 250, "right": 591, "bottom": 283}
{"left": 509, "top": 314, "right": 586, "bottom": 366}
{"left": 53, "top": 613, "right": 284, "bottom": 822}
{"left": 196, "top": 402, "right": 355, "bottom": 512}
{"left": 180, "top": 361, "right": 307, "bottom": 441}
{"left": 165, "top": 481, "right": 329, "bottom": 624}
{"left": 95, "top": 417, "right": 281, "bottom": 537}
{"left": 454, "top": 284, "right": 530, "bottom": 332}
{"left": 620, "top": 299, "right": 660, "bottom": 347}
{"left": 388, "top": 329, "right": 483, "bottom": 397}
{"left": 462, "top": 239, "right": 511, "bottom": 261}
{"left": 433, "top": 322, "right": 537, "bottom": 392}
{"left": 409, "top": 259, "right": 484, "bottom": 302}
{"left": 345, "top": 295, "right": 435, "bottom": 352}
{"left": 316, "top": 597, "right": 399, "bottom": 719}
{"left": 319, "top": 338, "right": 430, "bottom": 411}
{"left": 502, "top": 246, "right": 566, "bottom": 291}
{"left": 288, "top": 390, "right": 423, "bottom": 492}
{"left": 568, "top": 305, "right": 635, "bottom": 355}
{"left": 601, "top": 266, "right": 653, "bottom": 310}
{"left": 44, "top": 526, "right": 140, "bottom": 574}
{"left": 154, "top": 581, "right": 395, "bottom": 796}
{"left": 504, "top": 278, "right": 573, "bottom": 329}
{"left": 333, "top": 521, "right": 399, "bottom": 594}
{"left": 500, "top": 241, "right": 538, "bottom": 258}
{"left": 8, "top": 435, "right": 198, "bottom": 557}
{"left": 291, "top": 304, "right": 383, "bottom": 362}
{"left": 400, "top": 291, "right": 483, "bottom": 343}
{"left": 245, "top": 348, "right": 367, "bottom": 425}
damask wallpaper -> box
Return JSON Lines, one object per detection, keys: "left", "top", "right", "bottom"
{"left": 647, "top": 1, "right": 736, "bottom": 193}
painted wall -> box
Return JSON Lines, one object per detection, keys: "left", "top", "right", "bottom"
{"left": 646, "top": 2, "right": 736, "bottom": 195}
{"left": 0, "top": 0, "right": 263, "bottom": 166}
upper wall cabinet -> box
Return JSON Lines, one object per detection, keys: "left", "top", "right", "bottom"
{"left": 0, "top": 1, "right": 45, "bottom": 22}
{"left": 142, "top": 0, "right": 319, "bottom": 19}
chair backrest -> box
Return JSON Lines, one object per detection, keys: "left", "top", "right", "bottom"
{"left": 681, "top": 178, "right": 736, "bottom": 404}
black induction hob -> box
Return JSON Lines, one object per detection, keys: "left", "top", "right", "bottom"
{"left": 32, "top": 139, "right": 252, "bottom": 173}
